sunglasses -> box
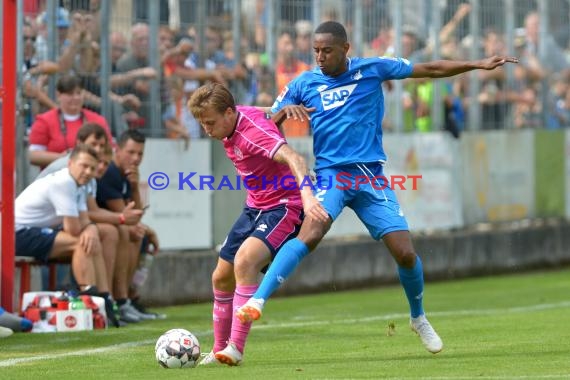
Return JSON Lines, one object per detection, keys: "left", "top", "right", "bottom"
{"left": 24, "top": 36, "right": 37, "bottom": 42}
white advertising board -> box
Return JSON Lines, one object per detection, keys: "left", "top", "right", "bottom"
{"left": 139, "top": 139, "right": 212, "bottom": 249}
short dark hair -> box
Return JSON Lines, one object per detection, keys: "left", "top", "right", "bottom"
{"left": 69, "top": 144, "right": 98, "bottom": 161}
{"left": 117, "top": 129, "right": 146, "bottom": 148}
{"left": 314, "top": 21, "right": 347, "bottom": 43}
{"left": 56, "top": 74, "right": 82, "bottom": 94}
{"left": 76, "top": 122, "right": 108, "bottom": 144}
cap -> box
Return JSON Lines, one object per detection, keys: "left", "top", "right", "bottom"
{"left": 43, "top": 7, "right": 70, "bottom": 28}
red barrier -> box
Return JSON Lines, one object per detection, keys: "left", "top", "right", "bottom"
{"left": 1, "top": 0, "right": 17, "bottom": 312}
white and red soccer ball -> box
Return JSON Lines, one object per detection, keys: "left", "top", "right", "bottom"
{"left": 155, "top": 328, "right": 201, "bottom": 368}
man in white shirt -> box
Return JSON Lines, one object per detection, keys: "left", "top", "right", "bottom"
{"left": 15, "top": 145, "right": 117, "bottom": 324}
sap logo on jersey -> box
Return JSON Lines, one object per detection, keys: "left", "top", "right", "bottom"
{"left": 320, "top": 84, "right": 357, "bottom": 110}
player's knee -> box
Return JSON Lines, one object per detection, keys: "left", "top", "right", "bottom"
{"left": 395, "top": 249, "right": 416, "bottom": 268}
{"left": 99, "top": 223, "right": 119, "bottom": 243}
{"left": 211, "top": 266, "right": 234, "bottom": 289}
{"left": 299, "top": 220, "right": 328, "bottom": 250}
{"left": 234, "top": 253, "right": 268, "bottom": 279}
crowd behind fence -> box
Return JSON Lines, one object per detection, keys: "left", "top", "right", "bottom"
{"left": 14, "top": 0, "right": 570, "bottom": 190}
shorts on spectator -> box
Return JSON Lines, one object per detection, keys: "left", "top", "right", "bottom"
{"left": 15, "top": 226, "right": 61, "bottom": 263}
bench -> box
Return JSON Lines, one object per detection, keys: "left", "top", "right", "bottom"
{"left": 14, "top": 257, "right": 67, "bottom": 311}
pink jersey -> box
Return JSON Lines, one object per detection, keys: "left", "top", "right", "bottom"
{"left": 223, "top": 106, "right": 302, "bottom": 210}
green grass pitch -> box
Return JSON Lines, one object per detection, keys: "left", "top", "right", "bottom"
{"left": 1, "top": 268, "right": 569, "bottom": 379}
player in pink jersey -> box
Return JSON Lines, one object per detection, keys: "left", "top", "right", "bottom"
{"left": 187, "top": 83, "right": 328, "bottom": 366}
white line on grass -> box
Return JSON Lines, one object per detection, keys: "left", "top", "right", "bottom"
{"left": 1, "top": 300, "right": 569, "bottom": 368}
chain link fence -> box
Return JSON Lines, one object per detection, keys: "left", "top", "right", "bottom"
{"left": 14, "top": 0, "right": 570, "bottom": 192}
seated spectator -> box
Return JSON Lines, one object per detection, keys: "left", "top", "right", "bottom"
{"left": 28, "top": 74, "right": 113, "bottom": 169}
{"left": 15, "top": 144, "right": 119, "bottom": 326}
{"left": 36, "top": 122, "right": 109, "bottom": 179}
{"left": 96, "top": 130, "right": 162, "bottom": 320}
{"left": 89, "top": 144, "right": 149, "bottom": 323}
{"left": 38, "top": 123, "right": 147, "bottom": 323}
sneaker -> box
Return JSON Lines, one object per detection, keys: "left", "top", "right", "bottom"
{"left": 123, "top": 299, "right": 156, "bottom": 321}
{"left": 215, "top": 342, "right": 243, "bottom": 366}
{"left": 235, "top": 298, "right": 264, "bottom": 323}
{"left": 198, "top": 351, "right": 221, "bottom": 366}
{"left": 0, "top": 326, "right": 13, "bottom": 338}
{"left": 104, "top": 299, "right": 121, "bottom": 328}
{"left": 118, "top": 302, "right": 141, "bottom": 323}
{"left": 410, "top": 315, "right": 443, "bottom": 354}
{"left": 131, "top": 298, "right": 166, "bottom": 320}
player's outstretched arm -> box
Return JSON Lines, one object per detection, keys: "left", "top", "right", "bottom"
{"left": 410, "top": 55, "right": 519, "bottom": 79}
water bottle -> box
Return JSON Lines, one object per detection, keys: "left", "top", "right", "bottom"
{"left": 68, "top": 291, "right": 85, "bottom": 310}
{"left": 132, "top": 254, "right": 154, "bottom": 289}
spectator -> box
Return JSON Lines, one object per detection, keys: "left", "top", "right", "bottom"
{"left": 162, "top": 75, "right": 195, "bottom": 147}
{"left": 57, "top": 8, "right": 98, "bottom": 75}
{"left": 275, "top": 30, "right": 311, "bottom": 137}
{"left": 96, "top": 130, "right": 162, "bottom": 320}
{"left": 21, "top": 21, "right": 59, "bottom": 131}
{"left": 34, "top": 7, "right": 70, "bottom": 61}
{"left": 477, "top": 28, "right": 509, "bottom": 130}
{"left": 294, "top": 20, "right": 313, "bottom": 65}
{"left": 522, "top": 11, "right": 569, "bottom": 77}
{"left": 15, "top": 144, "right": 118, "bottom": 326}
{"left": 547, "top": 77, "right": 570, "bottom": 129}
{"left": 116, "top": 23, "right": 170, "bottom": 132}
{"left": 28, "top": 74, "right": 113, "bottom": 169}
{"left": 38, "top": 123, "right": 147, "bottom": 323}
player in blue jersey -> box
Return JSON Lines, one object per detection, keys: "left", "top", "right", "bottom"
{"left": 237, "top": 21, "right": 518, "bottom": 354}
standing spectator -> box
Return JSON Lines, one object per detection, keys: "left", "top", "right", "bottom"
{"left": 162, "top": 75, "right": 194, "bottom": 146}
{"left": 275, "top": 30, "right": 311, "bottom": 137}
{"left": 28, "top": 74, "right": 113, "bottom": 169}
{"left": 21, "top": 21, "right": 59, "bottom": 132}
{"left": 116, "top": 23, "right": 170, "bottom": 132}
{"left": 522, "top": 11, "right": 569, "bottom": 77}
{"left": 294, "top": 20, "right": 313, "bottom": 65}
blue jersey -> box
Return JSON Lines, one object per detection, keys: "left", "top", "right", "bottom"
{"left": 271, "top": 56, "right": 413, "bottom": 169}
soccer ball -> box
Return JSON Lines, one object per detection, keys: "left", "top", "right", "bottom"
{"left": 155, "top": 328, "right": 201, "bottom": 368}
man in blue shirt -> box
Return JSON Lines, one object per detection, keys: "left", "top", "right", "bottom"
{"left": 237, "top": 21, "right": 518, "bottom": 354}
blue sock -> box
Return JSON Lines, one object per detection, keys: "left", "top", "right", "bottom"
{"left": 253, "top": 238, "right": 309, "bottom": 301}
{"left": 398, "top": 255, "right": 425, "bottom": 318}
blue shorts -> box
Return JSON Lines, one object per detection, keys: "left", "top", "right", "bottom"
{"left": 314, "top": 163, "right": 408, "bottom": 240}
{"left": 15, "top": 226, "right": 61, "bottom": 263}
{"left": 219, "top": 203, "right": 303, "bottom": 264}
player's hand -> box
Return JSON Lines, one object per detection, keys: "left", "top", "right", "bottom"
{"left": 122, "top": 201, "right": 144, "bottom": 225}
{"left": 284, "top": 105, "right": 315, "bottom": 122}
{"left": 79, "top": 224, "right": 100, "bottom": 256}
{"left": 272, "top": 105, "right": 315, "bottom": 126}
{"left": 124, "top": 166, "right": 140, "bottom": 187}
{"left": 129, "top": 223, "right": 146, "bottom": 240}
{"left": 120, "top": 94, "right": 142, "bottom": 110}
{"left": 300, "top": 189, "right": 329, "bottom": 223}
{"left": 145, "top": 225, "right": 160, "bottom": 253}
{"left": 480, "top": 55, "right": 519, "bottom": 70}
